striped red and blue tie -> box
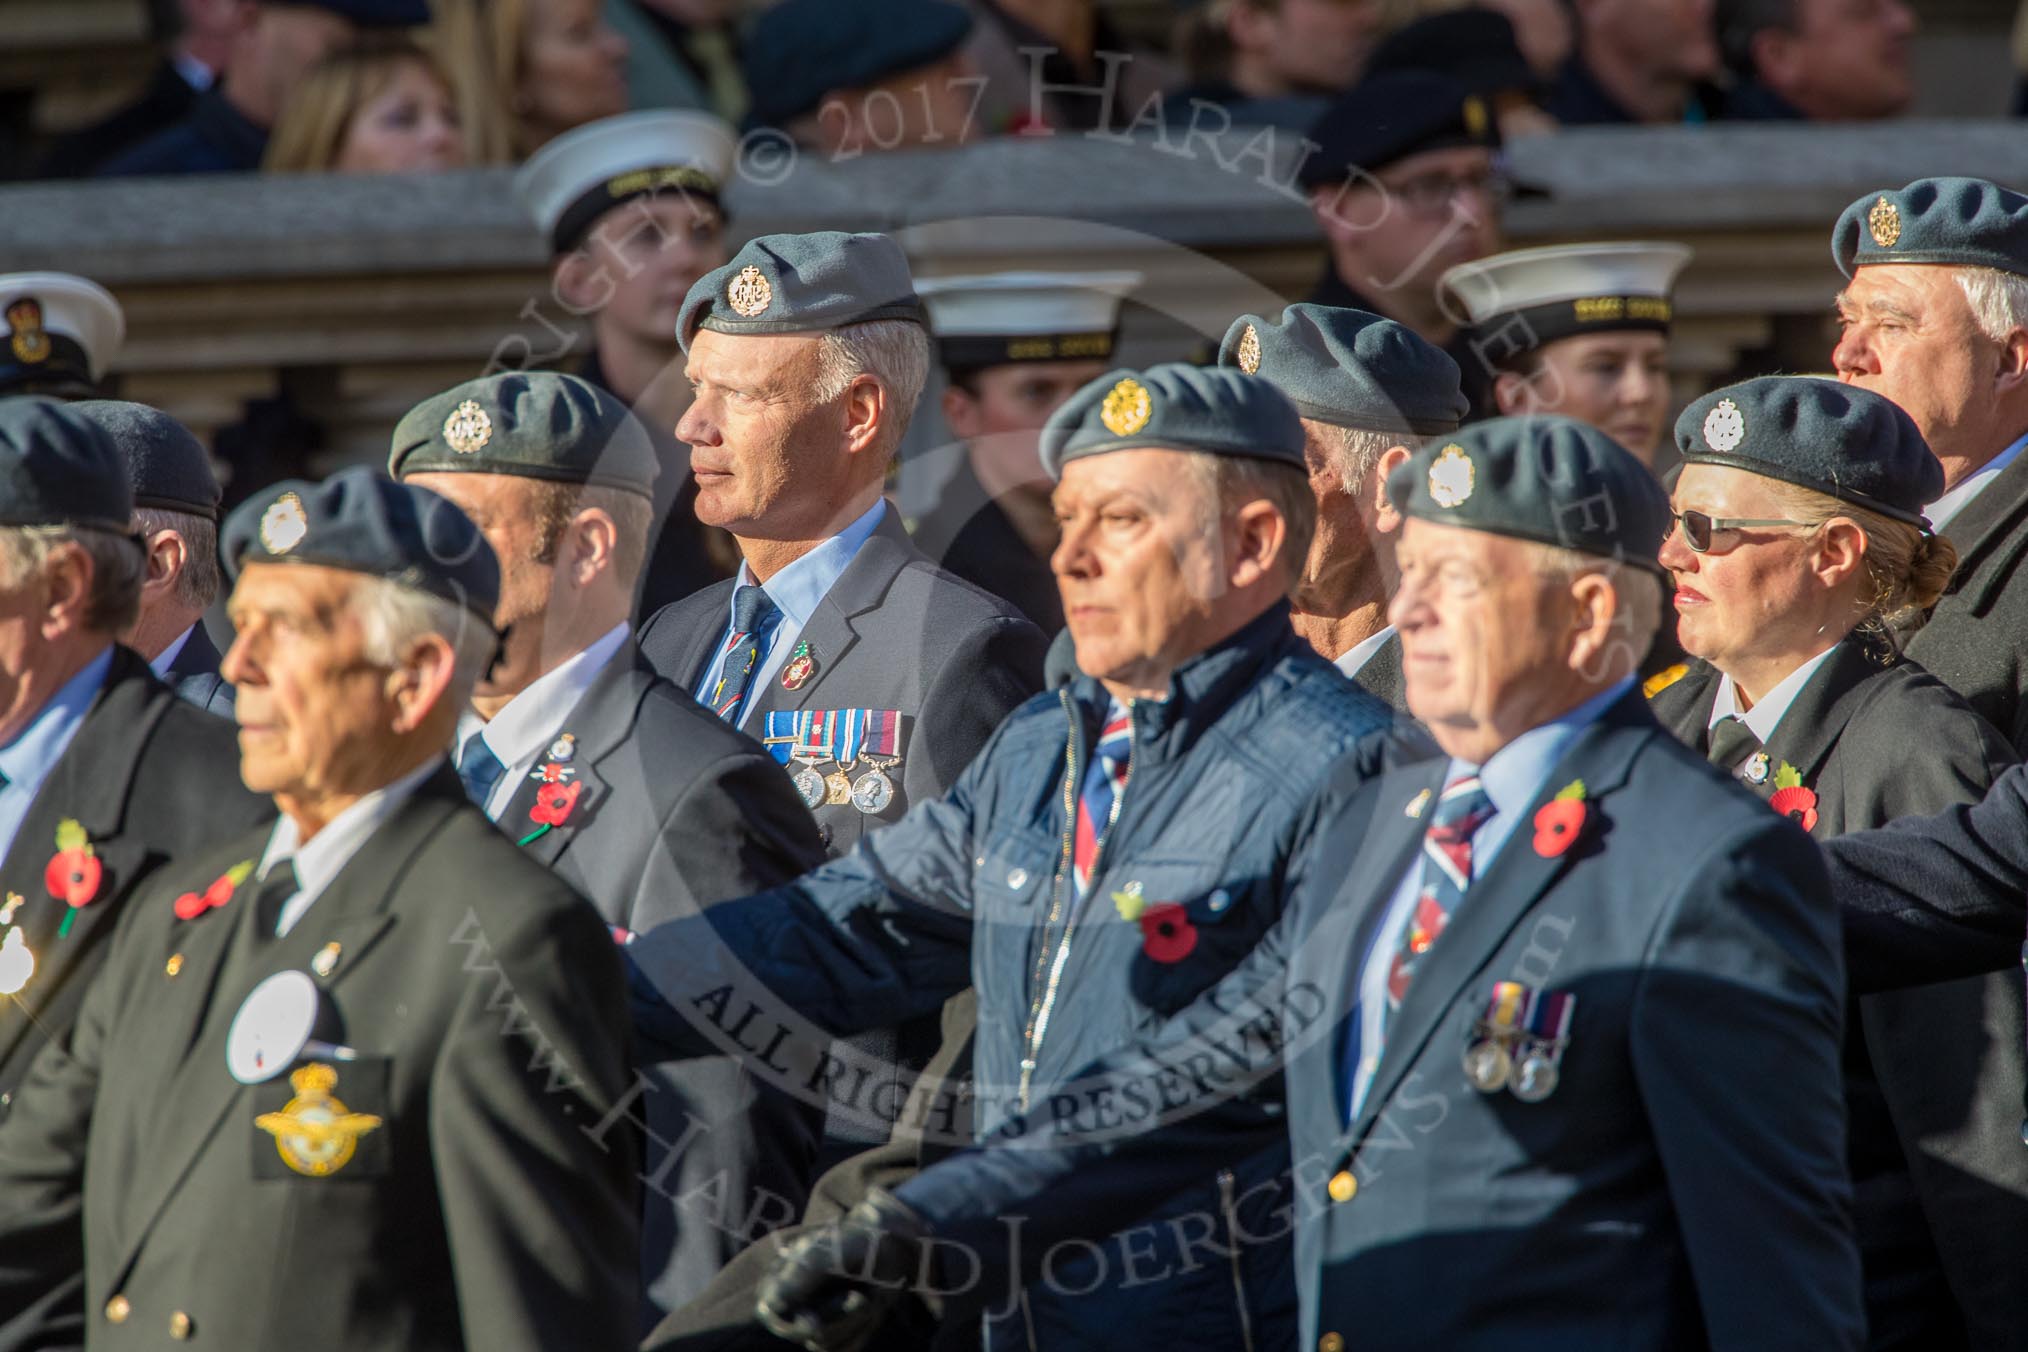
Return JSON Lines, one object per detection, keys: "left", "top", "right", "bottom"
{"left": 708, "top": 585, "right": 780, "bottom": 723}
{"left": 1071, "top": 703, "right": 1134, "bottom": 897}
{"left": 1385, "top": 775, "right": 1496, "bottom": 1020}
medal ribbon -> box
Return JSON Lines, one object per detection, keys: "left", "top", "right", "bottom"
{"left": 762, "top": 710, "right": 904, "bottom": 766}
{"left": 1523, "top": 989, "right": 1575, "bottom": 1046}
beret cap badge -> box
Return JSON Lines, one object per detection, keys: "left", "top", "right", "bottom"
{"left": 258, "top": 493, "right": 309, "bottom": 555}
{"left": 1702, "top": 397, "right": 1746, "bottom": 453}
{"left": 1867, "top": 196, "right": 1902, "bottom": 249}
{"left": 727, "top": 265, "right": 773, "bottom": 319}
{"left": 442, "top": 400, "right": 493, "bottom": 455}
{"left": 1100, "top": 378, "right": 1153, "bottom": 436}
{"left": 6, "top": 299, "right": 50, "bottom": 366}
{"left": 1428, "top": 444, "right": 1475, "bottom": 508}
{"left": 1235, "top": 324, "right": 1262, "bottom": 374}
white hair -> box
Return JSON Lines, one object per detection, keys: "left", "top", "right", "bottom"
{"left": 1529, "top": 541, "right": 1665, "bottom": 661}
{"left": 809, "top": 318, "right": 932, "bottom": 457}
{"left": 1313, "top": 423, "right": 1409, "bottom": 495}
{"left": 1955, "top": 266, "right": 2028, "bottom": 345}
{"left": 0, "top": 524, "right": 146, "bottom": 633}
{"left": 348, "top": 576, "right": 496, "bottom": 704}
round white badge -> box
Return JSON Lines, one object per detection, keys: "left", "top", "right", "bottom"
{"left": 227, "top": 970, "right": 320, "bottom": 1084}
{"left": 1702, "top": 398, "right": 1746, "bottom": 453}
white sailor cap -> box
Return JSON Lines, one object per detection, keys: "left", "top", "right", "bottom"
{"left": 915, "top": 271, "right": 1143, "bottom": 371}
{"left": 0, "top": 272, "right": 124, "bottom": 399}
{"left": 1440, "top": 242, "right": 1693, "bottom": 352}
{"left": 513, "top": 110, "right": 738, "bottom": 255}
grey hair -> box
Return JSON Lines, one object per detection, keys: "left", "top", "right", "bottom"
{"left": 131, "top": 507, "right": 221, "bottom": 611}
{"left": 1528, "top": 541, "right": 1665, "bottom": 666}
{"left": 1955, "top": 266, "right": 2028, "bottom": 347}
{"left": 347, "top": 577, "right": 497, "bottom": 706}
{"left": 1180, "top": 451, "right": 1320, "bottom": 594}
{"left": 809, "top": 318, "right": 932, "bottom": 457}
{"left": 1312, "top": 422, "right": 1410, "bottom": 496}
{"left": 0, "top": 525, "right": 146, "bottom": 634}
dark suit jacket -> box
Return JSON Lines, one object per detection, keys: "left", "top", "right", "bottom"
{"left": 35, "top": 60, "right": 202, "bottom": 178}
{"left": 898, "top": 689, "right": 1863, "bottom": 1351}
{"left": 1905, "top": 447, "right": 2028, "bottom": 751}
{"left": 159, "top": 625, "right": 234, "bottom": 718}
{"left": 485, "top": 640, "right": 826, "bottom": 1323}
{"left": 1651, "top": 645, "right": 2028, "bottom": 1351}
{"left": 94, "top": 86, "right": 266, "bottom": 177}
{"left": 0, "top": 770, "right": 640, "bottom": 1352}
{"left": 907, "top": 460, "right": 1062, "bottom": 635}
{"left": 0, "top": 646, "right": 268, "bottom": 1106}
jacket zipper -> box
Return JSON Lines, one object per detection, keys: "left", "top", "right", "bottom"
{"left": 1217, "top": 1168, "right": 1258, "bottom": 1352}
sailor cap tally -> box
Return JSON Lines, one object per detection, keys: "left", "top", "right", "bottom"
{"left": 514, "top": 110, "right": 738, "bottom": 255}
{"left": 1441, "top": 242, "right": 1693, "bottom": 354}
{"left": 916, "top": 272, "right": 1142, "bottom": 372}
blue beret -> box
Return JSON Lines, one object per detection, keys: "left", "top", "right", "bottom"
{"left": 743, "top": 0, "right": 973, "bottom": 128}
{"left": 69, "top": 401, "right": 220, "bottom": 520}
{"left": 1674, "top": 376, "right": 1940, "bottom": 528}
{"left": 1218, "top": 304, "right": 1466, "bottom": 437}
{"left": 222, "top": 468, "right": 500, "bottom": 623}
{"left": 1834, "top": 177, "right": 2028, "bottom": 279}
{"left": 389, "top": 372, "right": 659, "bottom": 498}
{"left": 1299, "top": 71, "right": 1498, "bottom": 189}
{"left": 1388, "top": 415, "right": 1670, "bottom": 575}
{"left": 265, "top": 0, "right": 432, "bottom": 25}
{"left": 0, "top": 396, "right": 131, "bottom": 532}
{"left": 1039, "top": 363, "right": 1306, "bottom": 480}
{"left": 678, "top": 231, "right": 923, "bottom": 349}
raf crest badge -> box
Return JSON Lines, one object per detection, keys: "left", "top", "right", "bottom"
{"left": 5, "top": 299, "right": 50, "bottom": 366}
{"left": 255, "top": 1063, "right": 383, "bottom": 1178}
{"left": 1867, "top": 196, "right": 1902, "bottom": 250}
{"left": 442, "top": 399, "right": 492, "bottom": 455}
{"left": 1235, "top": 324, "right": 1262, "bottom": 374}
{"left": 1100, "top": 378, "right": 1152, "bottom": 437}
{"left": 259, "top": 492, "right": 309, "bottom": 555}
{"left": 727, "top": 265, "right": 773, "bottom": 318}
{"left": 1427, "top": 445, "right": 1475, "bottom": 509}
{"left": 1702, "top": 397, "right": 1746, "bottom": 453}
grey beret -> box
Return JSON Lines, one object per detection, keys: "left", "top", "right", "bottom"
{"left": 1674, "top": 376, "right": 1939, "bottom": 528}
{"left": 1039, "top": 363, "right": 1306, "bottom": 481}
{"left": 69, "top": 400, "right": 220, "bottom": 520}
{"left": 223, "top": 467, "right": 500, "bottom": 623}
{"left": 1217, "top": 304, "right": 1466, "bottom": 437}
{"left": 1388, "top": 414, "right": 1671, "bottom": 575}
{"left": 677, "top": 231, "right": 923, "bottom": 349}
{"left": 0, "top": 395, "right": 131, "bottom": 532}
{"left": 388, "top": 372, "right": 659, "bottom": 498}
{"left": 1834, "top": 176, "right": 2028, "bottom": 279}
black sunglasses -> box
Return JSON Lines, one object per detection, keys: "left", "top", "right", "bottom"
{"left": 1672, "top": 508, "right": 1811, "bottom": 554}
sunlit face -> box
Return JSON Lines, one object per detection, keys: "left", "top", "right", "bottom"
{"left": 678, "top": 329, "right": 858, "bottom": 539}
{"left": 1052, "top": 448, "right": 1232, "bottom": 695}
{"left": 943, "top": 360, "right": 1109, "bottom": 490}
{"left": 521, "top": 0, "right": 629, "bottom": 140}
{"left": 334, "top": 60, "right": 466, "bottom": 174}
{"left": 1293, "top": 420, "right": 1392, "bottom": 609}
{"left": 1660, "top": 463, "right": 1826, "bottom": 669}
{"left": 403, "top": 473, "right": 553, "bottom": 699}
{"left": 1502, "top": 332, "right": 1671, "bottom": 465}
{"left": 567, "top": 196, "right": 729, "bottom": 345}
{"left": 221, "top": 563, "right": 405, "bottom": 800}
{"left": 0, "top": 548, "right": 68, "bottom": 744}
{"left": 1314, "top": 146, "right": 1503, "bottom": 307}
{"left": 1833, "top": 264, "right": 1998, "bottom": 463}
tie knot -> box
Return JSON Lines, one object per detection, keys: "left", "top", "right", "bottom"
{"left": 1707, "top": 714, "right": 1763, "bottom": 771}
{"left": 732, "top": 585, "right": 779, "bottom": 635}
{"left": 1432, "top": 776, "right": 1493, "bottom": 834}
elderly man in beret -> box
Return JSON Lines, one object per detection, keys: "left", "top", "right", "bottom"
{"left": 755, "top": 415, "right": 1864, "bottom": 1352}
{"left": 0, "top": 468, "right": 640, "bottom": 1350}
{"left": 629, "top": 362, "right": 1393, "bottom": 1350}
{"left": 0, "top": 398, "right": 265, "bottom": 1115}
{"left": 68, "top": 400, "right": 234, "bottom": 715}
{"left": 1216, "top": 303, "right": 1468, "bottom": 710}
{"left": 389, "top": 370, "right": 826, "bottom": 1324}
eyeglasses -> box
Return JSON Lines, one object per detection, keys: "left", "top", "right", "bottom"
{"left": 1380, "top": 168, "right": 1513, "bottom": 216}
{"left": 1672, "top": 508, "right": 1812, "bottom": 554}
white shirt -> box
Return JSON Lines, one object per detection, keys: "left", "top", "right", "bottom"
{"left": 456, "top": 623, "right": 629, "bottom": 821}
{"left": 1926, "top": 430, "right": 2028, "bottom": 533}
{"left": 148, "top": 625, "right": 196, "bottom": 681}
{"left": 695, "top": 499, "right": 887, "bottom": 730}
{"left": 0, "top": 646, "right": 112, "bottom": 861}
{"left": 1334, "top": 626, "right": 1397, "bottom": 681}
{"left": 1708, "top": 644, "right": 1838, "bottom": 744}
{"left": 256, "top": 758, "right": 443, "bottom": 938}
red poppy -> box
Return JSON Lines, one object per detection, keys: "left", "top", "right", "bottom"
{"left": 531, "top": 780, "right": 582, "bottom": 827}
{"left": 1769, "top": 785, "right": 1819, "bottom": 833}
{"left": 44, "top": 849, "right": 101, "bottom": 908}
{"left": 1138, "top": 903, "right": 1199, "bottom": 964}
{"left": 1532, "top": 799, "right": 1587, "bottom": 859}
{"left": 173, "top": 866, "right": 248, "bottom": 921}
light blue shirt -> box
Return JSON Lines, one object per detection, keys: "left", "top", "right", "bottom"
{"left": 0, "top": 646, "right": 114, "bottom": 863}
{"left": 1346, "top": 676, "right": 1635, "bottom": 1122}
{"left": 694, "top": 498, "right": 887, "bottom": 730}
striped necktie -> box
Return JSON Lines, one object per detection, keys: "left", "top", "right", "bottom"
{"left": 708, "top": 585, "right": 781, "bottom": 723}
{"left": 1071, "top": 702, "right": 1133, "bottom": 897}
{"left": 1385, "top": 775, "right": 1496, "bottom": 1021}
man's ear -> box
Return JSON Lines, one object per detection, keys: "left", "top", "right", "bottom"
{"left": 142, "top": 530, "right": 187, "bottom": 598}
{"left": 842, "top": 374, "right": 888, "bottom": 457}
{"left": 387, "top": 632, "right": 458, "bottom": 734}
{"left": 1227, "top": 498, "right": 1288, "bottom": 593}
{"left": 565, "top": 509, "right": 619, "bottom": 588}
{"left": 1996, "top": 325, "right": 2028, "bottom": 397}
{"left": 1369, "top": 445, "right": 1412, "bottom": 533}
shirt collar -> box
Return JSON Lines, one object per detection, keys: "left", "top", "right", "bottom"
{"left": 1455, "top": 677, "right": 1635, "bottom": 820}
{"left": 1926, "top": 429, "right": 2028, "bottom": 532}
{"left": 0, "top": 645, "right": 114, "bottom": 785}
{"left": 464, "top": 623, "right": 628, "bottom": 771}
{"left": 737, "top": 498, "right": 886, "bottom": 631}
{"left": 1334, "top": 625, "right": 1396, "bottom": 680}
{"left": 259, "top": 756, "right": 444, "bottom": 894}
{"left": 149, "top": 626, "right": 196, "bottom": 680}
{"left": 1708, "top": 643, "right": 1839, "bottom": 743}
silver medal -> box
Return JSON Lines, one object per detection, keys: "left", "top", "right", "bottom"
{"left": 1510, "top": 1049, "right": 1560, "bottom": 1102}
{"left": 1462, "top": 1039, "right": 1512, "bottom": 1094}
{"left": 793, "top": 765, "right": 827, "bottom": 808}
{"left": 1743, "top": 751, "right": 1769, "bottom": 786}
{"left": 850, "top": 768, "right": 895, "bottom": 815}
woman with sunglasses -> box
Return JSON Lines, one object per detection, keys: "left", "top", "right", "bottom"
{"left": 1650, "top": 374, "right": 2023, "bottom": 1351}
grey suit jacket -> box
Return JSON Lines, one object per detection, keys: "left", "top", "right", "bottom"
{"left": 160, "top": 624, "right": 235, "bottom": 719}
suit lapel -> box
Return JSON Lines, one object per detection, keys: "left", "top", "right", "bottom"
{"left": 165, "top": 624, "right": 223, "bottom": 684}
{"left": 669, "top": 581, "right": 736, "bottom": 694}
{"left": 744, "top": 507, "right": 915, "bottom": 725}
{"left": 1941, "top": 446, "right": 2028, "bottom": 579}
{"left": 1352, "top": 632, "right": 1404, "bottom": 710}
{"left": 1346, "top": 695, "right": 1649, "bottom": 1147}
{"left": 1754, "top": 639, "right": 1880, "bottom": 810}
{"left": 492, "top": 645, "right": 649, "bottom": 867}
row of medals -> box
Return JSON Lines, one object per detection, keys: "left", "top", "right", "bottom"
{"left": 1463, "top": 1028, "right": 1563, "bottom": 1103}
{"left": 792, "top": 754, "right": 898, "bottom": 815}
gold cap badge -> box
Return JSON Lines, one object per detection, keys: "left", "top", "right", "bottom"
{"left": 1702, "top": 397, "right": 1745, "bottom": 453}
{"left": 1100, "top": 378, "right": 1153, "bottom": 436}
{"left": 1427, "top": 445, "right": 1475, "bottom": 509}
{"left": 258, "top": 492, "right": 308, "bottom": 555}
{"left": 1235, "top": 324, "right": 1262, "bottom": 374}
{"left": 442, "top": 399, "right": 492, "bottom": 455}
{"left": 1463, "top": 96, "right": 1489, "bottom": 140}
{"left": 5, "top": 299, "right": 49, "bottom": 366}
{"left": 727, "top": 265, "right": 773, "bottom": 318}
{"left": 1867, "top": 196, "right": 1902, "bottom": 249}
{"left": 254, "top": 1062, "right": 383, "bottom": 1178}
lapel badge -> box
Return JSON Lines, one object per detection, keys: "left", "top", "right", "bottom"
{"left": 1405, "top": 787, "right": 1432, "bottom": 819}
{"left": 255, "top": 1063, "right": 383, "bottom": 1178}
{"left": 1742, "top": 751, "right": 1770, "bottom": 785}
{"left": 548, "top": 733, "right": 576, "bottom": 763}
{"left": 312, "top": 942, "right": 342, "bottom": 979}
{"left": 781, "top": 641, "right": 817, "bottom": 690}
{"left": 165, "top": 952, "right": 184, "bottom": 979}
{"left": 727, "top": 265, "right": 773, "bottom": 318}
{"left": 0, "top": 927, "right": 35, "bottom": 997}
{"left": 1235, "top": 323, "right": 1262, "bottom": 374}
{"left": 0, "top": 892, "right": 21, "bottom": 926}
{"left": 1868, "top": 195, "right": 1901, "bottom": 249}
{"left": 442, "top": 399, "right": 493, "bottom": 454}
{"left": 1427, "top": 445, "right": 1474, "bottom": 508}
{"left": 5, "top": 298, "right": 50, "bottom": 365}
{"left": 259, "top": 492, "right": 308, "bottom": 555}
{"left": 1100, "top": 378, "right": 1152, "bottom": 437}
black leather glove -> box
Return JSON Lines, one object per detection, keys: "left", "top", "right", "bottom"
{"left": 755, "top": 1188, "right": 932, "bottom": 1352}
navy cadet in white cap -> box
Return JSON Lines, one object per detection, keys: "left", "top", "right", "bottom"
{"left": 0, "top": 274, "right": 124, "bottom": 403}
{"left": 909, "top": 271, "right": 1141, "bottom": 634}
{"left": 514, "top": 109, "right": 742, "bottom": 615}
{"left": 1441, "top": 241, "right": 1693, "bottom": 470}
